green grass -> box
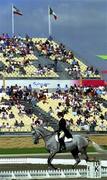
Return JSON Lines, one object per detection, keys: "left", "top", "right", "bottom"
{"left": 0, "top": 147, "right": 47, "bottom": 154}
{"left": 0, "top": 146, "right": 107, "bottom": 154}
{"left": 97, "top": 55, "right": 107, "bottom": 60}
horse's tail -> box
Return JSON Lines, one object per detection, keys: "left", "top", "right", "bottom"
{"left": 88, "top": 137, "right": 106, "bottom": 153}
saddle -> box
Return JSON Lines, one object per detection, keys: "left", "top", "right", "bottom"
{"left": 55, "top": 134, "right": 73, "bottom": 143}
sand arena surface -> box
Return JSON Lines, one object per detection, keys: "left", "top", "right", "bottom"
{"left": 0, "top": 135, "right": 107, "bottom": 149}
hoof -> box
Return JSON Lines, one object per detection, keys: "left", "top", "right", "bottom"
{"left": 72, "top": 164, "right": 77, "bottom": 168}
{"left": 87, "top": 158, "right": 96, "bottom": 162}
{"left": 48, "top": 166, "right": 54, "bottom": 170}
{"left": 48, "top": 166, "right": 57, "bottom": 170}
{"left": 57, "top": 168, "right": 60, "bottom": 170}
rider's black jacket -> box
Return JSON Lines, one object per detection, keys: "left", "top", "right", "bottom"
{"left": 58, "top": 117, "right": 72, "bottom": 138}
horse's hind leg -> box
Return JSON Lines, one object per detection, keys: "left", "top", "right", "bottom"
{"left": 80, "top": 147, "right": 89, "bottom": 162}
{"left": 48, "top": 152, "right": 57, "bottom": 170}
{"left": 71, "top": 148, "right": 80, "bottom": 168}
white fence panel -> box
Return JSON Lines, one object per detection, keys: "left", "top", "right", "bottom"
{"left": 0, "top": 160, "right": 107, "bottom": 179}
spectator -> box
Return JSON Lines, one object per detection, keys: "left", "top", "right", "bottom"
{"left": 64, "top": 84, "right": 69, "bottom": 93}
{"left": 31, "top": 96, "right": 36, "bottom": 107}
{"left": 19, "top": 120, "right": 24, "bottom": 128}
{"left": 48, "top": 106, "right": 54, "bottom": 116}
{"left": 14, "top": 120, "right": 19, "bottom": 128}
{"left": 6, "top": 123, "right": 11, "bottom": 131}
{"left": 28, "top": 84, "right": 32, "bottom": 93}
{"left": 9, "top": 111, "right": 15, "bottom": 119}
{"left": 56, "top": 84, "right": 61, "bottom": 94}
{"left": 1, "top": 112, "right": 8, "bottom": 119}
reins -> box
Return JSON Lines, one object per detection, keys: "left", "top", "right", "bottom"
{"left": 35, "top": 128, "right": 56, "bottom": 139}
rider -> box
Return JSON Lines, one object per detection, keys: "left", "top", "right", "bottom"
{"left": 57, "top": 111, "right": 73, "bottom": 151}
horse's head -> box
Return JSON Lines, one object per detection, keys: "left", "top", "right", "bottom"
{"left": 31, "top": 124, "right": 55, "bottom": 145}
{"left": 32, "top": 126, "right": 40, "bottom": 144}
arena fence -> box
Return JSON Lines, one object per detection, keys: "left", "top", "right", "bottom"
{"left": 0, "top": 161, "right": 107, "bottom": 179}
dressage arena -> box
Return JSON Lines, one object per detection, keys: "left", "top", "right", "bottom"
{"left": 0, "top": 155, "right": 107, "bottom": 179}
{"left": 0, "top": 135, "right": 107, "bottom": 179}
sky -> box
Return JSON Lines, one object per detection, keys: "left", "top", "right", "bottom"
{"left": 0, "top": 0, "right": 107, "bottom": 79}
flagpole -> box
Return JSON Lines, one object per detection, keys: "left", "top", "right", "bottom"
{"left": 48, "top": 6, "right": 52, "bottom": 37}
{"left": 12, "top": 4, "right": 14, "bottom": 36}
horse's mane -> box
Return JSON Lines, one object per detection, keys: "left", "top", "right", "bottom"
{"left": 37, "top": 124, "right": 56, "bottom": 135}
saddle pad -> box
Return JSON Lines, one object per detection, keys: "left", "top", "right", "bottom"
{"left": 55, "top": 134, "right": 72, "bottom": 142}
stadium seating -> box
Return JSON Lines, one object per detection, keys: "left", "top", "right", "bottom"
{"left": 0, "top": 83, "right": 106, "bottom": 132}
{"left": 0, "top": 36, "right": 58, "bottom": 78}
{"left": 37, "top": 87, "right": 107, "bottom": 132}
{"left": 0, "top": 93, "right": 37, "bottom": 132}
{"left": 33, "top": 38, "right": 100, "bottom": 79}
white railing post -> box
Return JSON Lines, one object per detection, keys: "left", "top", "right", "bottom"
{"left": 87, "top": 161, "right": 101, "bottom": 178}
{"left": 76, "top": 169, "right": 81, "bottom": 178}
{"left": 61, "top": 169, "right": 66, "bottom": 178}
{"left": 12, "top": 171, "right": 16, "bottom": 179}
{"left": 27, "top": 171, "right": 32, "bottom": 179}
{"left": 46, "top": 170, "right": 50, "bottom": 178}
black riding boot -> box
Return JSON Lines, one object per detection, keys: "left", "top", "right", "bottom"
{"left": 59, "top": 138, "right": 66, "bottom": 151}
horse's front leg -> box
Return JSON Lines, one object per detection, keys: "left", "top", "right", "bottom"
{"left": 48, "top": 152, "right": 57, "bottom": 170}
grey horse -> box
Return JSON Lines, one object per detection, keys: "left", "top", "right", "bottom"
{"left": 32, "top": 124, "right": 91, "bottom": 169}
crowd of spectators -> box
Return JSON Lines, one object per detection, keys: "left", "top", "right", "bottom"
{"left": 35, "top": 63, "right": 58, "bottom": 77}
{"left": 0, "top": 84, "right": 38, "bottom": 131}
{"left": 0, "top": 83, "right": 106, "bottom": 132}
{"left": 0, "top": 33, "right": 37, "bottom": 77}
{"left": 0, "top": 34, "right": 59, "bottom": 78}
{"left": 0, "top": 35, "right": 100, "bottom": 79}
{"left": 0, "top": 33, "right": 34, "bottom": 57}
{"left": 37, "top": 84, "right": 107, "bottom": 132}
{"left": 34, "top": 38, "right": 100, "bottom": 79}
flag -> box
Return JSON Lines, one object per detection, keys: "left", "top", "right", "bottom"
{"left": 49, "top": 8, "right": 57, "bottom": 20}
{"left": 13, "top": 6, "right": 22, "bottom": 16}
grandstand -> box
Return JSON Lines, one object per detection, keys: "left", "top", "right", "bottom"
{"left": 0, "top": 92, "right": 36, "bottom": 132}
{"left": 0, "top": 34, "right": 106, "bottom": 134}
{"left": 37, "top": 85, "right": 107, "bottom": 132}
{"left": 33, "top": 37, "right": 101, "bottom": 79}
{"left": 0, "top": 83, "right": 106, "bottom": 133}
{"left": 0, "top": 36, "right": 58, "bottom": 79}
{"left": 0, "top": 35, "right": 100, "bottom": 79}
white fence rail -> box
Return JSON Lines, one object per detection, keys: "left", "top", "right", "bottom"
{"left": 0, "top": 158, "right": 107, "bottom": 166}
{"left": 0, "top": 167, "right": 107, "bottom": 179}
{"left": 0, "top": 160, "right": 107, "bottom": 179}
{"left": 0, "top": 169, "right": 86, "bottom": 179}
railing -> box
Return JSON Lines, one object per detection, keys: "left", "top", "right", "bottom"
{"left": 0, "top": 169, "right": 86, "bottom": 179}
{"left": 0, "top": 167, "right": 107, "bottom": 179}
{"left": 0, "top": 160, "right": 107, "bottom": 179}
{"left": 1, "top": 131, "right": 107, "bottom": 136}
